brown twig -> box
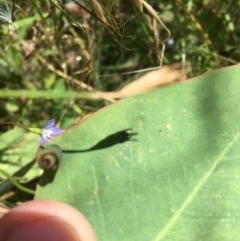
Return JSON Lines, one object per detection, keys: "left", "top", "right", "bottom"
{"left": 35, "top": 52, "right": 94, "bottom": 91}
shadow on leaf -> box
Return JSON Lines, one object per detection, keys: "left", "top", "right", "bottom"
{"left": 38, "top": 129, "right": 137, "bottom": 187}
{"left": 62, "top": 128, "right": 137, "bottom": 153}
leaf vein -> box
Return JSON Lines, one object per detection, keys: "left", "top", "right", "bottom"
{"left": 152, "top": 132, "right": 240, "bottom": 241}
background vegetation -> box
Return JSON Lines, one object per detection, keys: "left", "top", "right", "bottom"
{"left": 0, "top": 0, "right": 239, "bottom": 128}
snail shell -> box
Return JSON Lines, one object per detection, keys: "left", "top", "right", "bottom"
{"left": 36, "top": 145, "right": 62, "bottom": 171}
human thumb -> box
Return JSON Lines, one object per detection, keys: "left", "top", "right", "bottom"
{"left": 0, "top": 200, "right": 96, "bottom": 241}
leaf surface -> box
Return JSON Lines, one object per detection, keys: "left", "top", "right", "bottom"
{"left": 36, "top": 65, "right": 240, "bottom": 241}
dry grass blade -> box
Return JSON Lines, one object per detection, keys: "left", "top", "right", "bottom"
{"left": 90, "top": 0, "right": 107, "bottom": 24}
{"left": 134, "top": 0, "right": 143, "bottom": 11}
{"left": 98, "top": 66, "right": 184, "bottom": 100}
{"left": 35, "top": 52, "right": 94, "bottom": 91}
{"left": 133, "top": 0, "right": 171, "bottom": 65}
{"left": 142, "top": 0, "right": 170, "bottom": 40}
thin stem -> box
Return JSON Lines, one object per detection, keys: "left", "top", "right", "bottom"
{"left": 0, "top": 122, "right": 30, "bottom": 131}
{"left": 0, "top": 169, "right": 35, "bottom": 195}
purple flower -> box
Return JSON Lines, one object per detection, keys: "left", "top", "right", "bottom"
{"left": 40, "top": 119, "right": 62, "bottom": 145}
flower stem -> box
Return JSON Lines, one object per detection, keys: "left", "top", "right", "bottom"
{"left": 0, "top": 169, "right": 35, "bottom": 195}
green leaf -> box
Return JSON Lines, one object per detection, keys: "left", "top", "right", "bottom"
{"left": 0, "top": 129, "right": 41, "bottom": 195}
{"left": 35, "top": 65, "right": 240, "bottom": 241}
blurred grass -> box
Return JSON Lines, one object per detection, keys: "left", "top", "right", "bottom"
{"left": 0, "top": 0, "right": 239, "bottom": 204}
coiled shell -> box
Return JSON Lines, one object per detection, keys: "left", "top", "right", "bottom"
{"left": 36, "top": 145, "right": 62, "bottom": 171}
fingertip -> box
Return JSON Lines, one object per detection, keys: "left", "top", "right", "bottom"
{"left": 0, "top": 200, "right": 96, "bottom": 241}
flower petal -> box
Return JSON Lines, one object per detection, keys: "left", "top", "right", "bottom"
{"left": 51, "top": 127, "right": 62, "bottom": 136}
{"left": 40, "top": 120, "right": 62, "bottom": 146}
{"left": 44, "top": 119, "right": 56, "bottom": 129}
{"left": 39, "top": 137, "right": 47, "bottom": 145}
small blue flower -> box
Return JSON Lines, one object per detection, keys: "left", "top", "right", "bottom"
{"left": 40, "top": 119, "right": 62, "bottom": 145}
